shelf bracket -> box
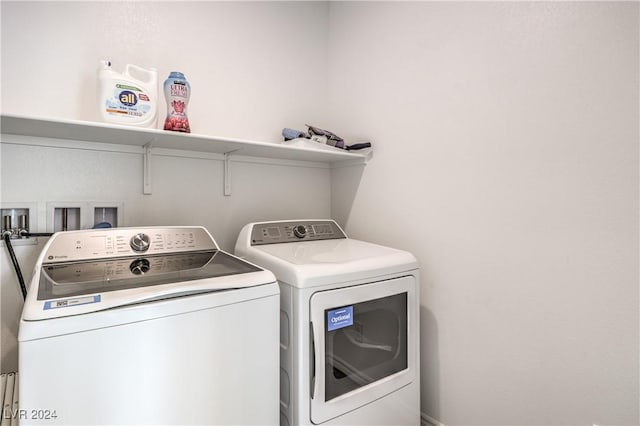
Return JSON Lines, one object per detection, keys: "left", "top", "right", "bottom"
{"left": 223, "top": 150, "right": 241, "bottom": 196}
{"left": 143, "top": 142, "right": 154, "bottom": 195}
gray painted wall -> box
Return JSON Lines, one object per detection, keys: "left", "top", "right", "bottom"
{"left": 1, "top": 2, "right": 638, "bottom": 425}
{"left": 328, "top": 2, "right": 638, "bottom": 425}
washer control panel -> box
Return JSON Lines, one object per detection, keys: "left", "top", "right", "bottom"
{"left": 250, "top": 220, "right": 346, "bottom": 245}
{"left": 42, "top": 226, "right": 218, "bottom": 263}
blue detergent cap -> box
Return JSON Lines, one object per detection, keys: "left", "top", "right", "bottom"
{"left": 93, "top": 222, "right": 112, "bottom": 229}
{"left": 282, "top": 128, "right": 307, "bottom": 141}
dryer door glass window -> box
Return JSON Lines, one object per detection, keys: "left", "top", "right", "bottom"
{"left": 324, "top": 292, "right": 407, "bottom": 401}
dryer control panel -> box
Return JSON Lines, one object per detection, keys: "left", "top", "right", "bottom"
{"left": 250, "top": 220, "right": 346, "bottom": 245}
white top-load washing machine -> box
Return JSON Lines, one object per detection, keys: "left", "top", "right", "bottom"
{"left": 235, "top": 220, "right": 420, "bottom": 426}
{"left": 19, "top": 226, "right": 279, "bottom": 425}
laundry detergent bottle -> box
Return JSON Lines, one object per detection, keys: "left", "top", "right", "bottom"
{"left": 163, "top": 71, "right": 191, "bottom": 133}
{"left": 98, "top": 60, "right": 158, "bottom": 128}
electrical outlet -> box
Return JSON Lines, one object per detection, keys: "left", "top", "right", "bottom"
{"left": 46, "top": 201, "right": 124, "bottom": 231}
{"left": 53, "top": 207, "right": 81, "bottom": 232}
{"left": 89, "top": 202, "right": 124, "bottom": 229}
{"left": 46, "top": 202, "right": 83, "bottom": 233}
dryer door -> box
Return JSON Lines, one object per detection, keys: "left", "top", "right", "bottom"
{"left": 309, "top": 275, "right": 417, "bottom": 424}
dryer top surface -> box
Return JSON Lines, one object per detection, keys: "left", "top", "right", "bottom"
{"left": 242, "top": 238, "right": 418, "bottom": 287}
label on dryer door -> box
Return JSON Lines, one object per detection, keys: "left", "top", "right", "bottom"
{"left": 327, "top": 306, "right": 353, "bottom": 331}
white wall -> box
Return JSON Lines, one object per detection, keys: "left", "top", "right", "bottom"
{"left": 1, "top": 1, "right": 332, "bottom": 373}
{"left": 328, "top": 2, "right": 638, "bottom": 425}
{"left": 2, "top": 2, "right": 638, "bottom": 425}
{"left": 1, "top": 1, "right": 329, "bottom": 141}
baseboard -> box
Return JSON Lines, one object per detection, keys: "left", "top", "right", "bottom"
{"left": 421, "top": 412, "right": 446, "bottom": 426}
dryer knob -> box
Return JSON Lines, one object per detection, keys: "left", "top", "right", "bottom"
{"left": 293, "top": 225, "right": 307, "bottom": 239}
{"left": 130, "top": 233, "right": 151, "bottom": 252}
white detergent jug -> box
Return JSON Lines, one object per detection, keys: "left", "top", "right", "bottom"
{"left": 98, "top": 60, "right": 158, "bottom": 128}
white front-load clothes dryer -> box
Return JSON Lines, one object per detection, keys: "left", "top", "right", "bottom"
{"left": 19, "top": 226, "right": 279, "bottom": 425}
{"left": 235, "top": 220, "right": 420, "bottom": 426}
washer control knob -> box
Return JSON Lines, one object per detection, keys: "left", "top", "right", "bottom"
{"left": 293, "top": 225, "right": 307, "bottom": 239}
{"left": 129, "top": 258, "right": 150, "bottom": 275}
{"left": 130, "top": 233, "right": 151, "bottom": 252}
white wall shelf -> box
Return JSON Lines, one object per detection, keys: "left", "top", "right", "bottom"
{"left": 0, "top": 114, "right": 370, "bottom": 195}
{"left": 0, "top": 114, "right": 369, "bottom": 164}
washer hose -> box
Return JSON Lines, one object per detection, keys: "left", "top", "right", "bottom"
{"left": 3, "top": 234, "right": 27, "bottom": 300}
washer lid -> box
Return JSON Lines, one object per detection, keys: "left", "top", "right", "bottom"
{"left": 246, "top": 239, "right": 418, "bottom": 287}
{"left": 23, "top": 250, "right": 275, "bottom": 321}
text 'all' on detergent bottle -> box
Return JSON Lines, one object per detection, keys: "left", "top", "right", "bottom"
{"left": 163, "top": 71, "right": 191, "bottom": 133}
{"left": 98, "top": 60, "right": 158, "bottom": 128}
